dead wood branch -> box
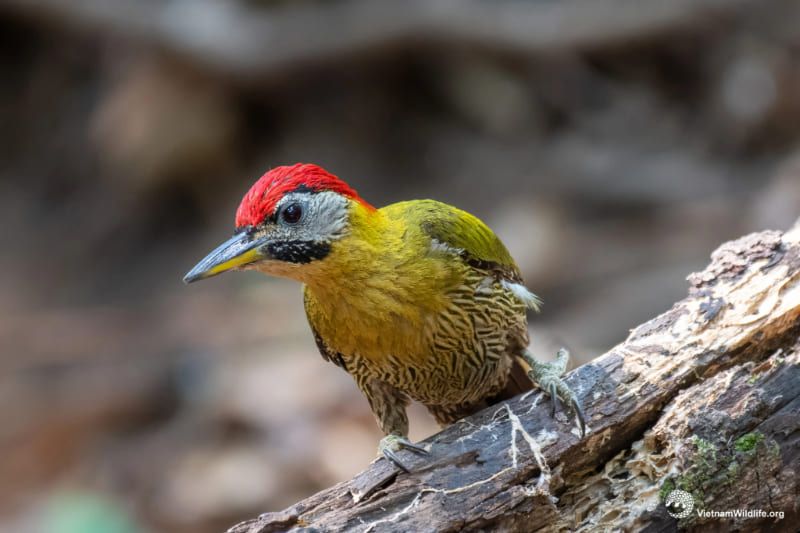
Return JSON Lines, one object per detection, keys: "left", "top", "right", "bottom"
{"left": 229, "top": 227, "right": 800, "bottom": 532}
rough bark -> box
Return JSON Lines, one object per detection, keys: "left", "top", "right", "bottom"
{"left": 229, "top": 227, "right": 800, "bottom": 533}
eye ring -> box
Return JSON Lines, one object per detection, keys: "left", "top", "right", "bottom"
{"left": 281, "top": 202, "right": 303, "bottom": 224}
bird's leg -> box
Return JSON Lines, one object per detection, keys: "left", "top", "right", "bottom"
{"left": 378, "top": 435, "right": 429, "bottom": 473}
{"left": 523, "top": 348, "right": 586, "bottom": 436}
{"left": 360, "top": 378, "right": 428, "bottom": 472}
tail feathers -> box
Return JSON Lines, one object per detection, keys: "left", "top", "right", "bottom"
{"left": 502, "top": 281, "right": 543, "bottom": 312}
{"left": 488, "top": 355, "right": 533, "bottom": 403}
{"left": 431, "top": 357, "right": 533, "bottom": 424}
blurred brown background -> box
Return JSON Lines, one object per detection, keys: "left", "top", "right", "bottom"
{"left": 1, "top": 1, "right": 800, "bottom": 532}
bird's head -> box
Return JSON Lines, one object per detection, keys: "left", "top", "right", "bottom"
{"left": 183, "top": 163, "right": 374, "bottom": 284}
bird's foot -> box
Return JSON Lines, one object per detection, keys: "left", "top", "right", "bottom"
{"left": 525, "top": 348, "right": 586, "bottom": 437}
{"left": 378, "top": 434, "right": 428, "bottom": 473}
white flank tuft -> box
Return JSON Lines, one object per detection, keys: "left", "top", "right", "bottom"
{"left": 502, "top": 281, "right": 543, "bottom": 311}
{"left": 430, "top": 238, "right": 464, "bottom": 255}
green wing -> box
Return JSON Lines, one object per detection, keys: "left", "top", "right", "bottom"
{"left": 387, "top": 199, "right": 523, "bottom": 283}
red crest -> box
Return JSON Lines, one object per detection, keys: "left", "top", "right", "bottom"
{"left": 235, "top": 163, "right": 373, "bottom": 228}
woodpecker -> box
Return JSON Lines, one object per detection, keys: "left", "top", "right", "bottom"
{"left": 184, "top": 163, "right": 585, "bottom": 471}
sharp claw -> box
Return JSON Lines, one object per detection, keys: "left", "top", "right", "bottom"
{"left": 397, "top": 438, "right": 429, "bottom": 455}
{"left": 572, "top": 398, "right": 587, "bottom": 437}
{"left": 549, "top": 382, "right": 560, "bottom": 417}
{"left": 382, "top": 447, "right": 410, "bottom": 473}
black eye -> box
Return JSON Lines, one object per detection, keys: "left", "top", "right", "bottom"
{"left": 281, "top": 203, "right": 303, "bottom": 224}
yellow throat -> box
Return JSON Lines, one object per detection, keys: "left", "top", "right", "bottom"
{"left": 300, "top": 200, "right": 461, "bottom": 362}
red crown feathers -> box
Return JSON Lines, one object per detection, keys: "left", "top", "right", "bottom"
{"left": 235, "top": 163, "right": 374, "bottom": 228}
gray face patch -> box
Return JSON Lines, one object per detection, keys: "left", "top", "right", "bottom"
{"left": 254, "top": 191, "right": 350, "bottom": 263}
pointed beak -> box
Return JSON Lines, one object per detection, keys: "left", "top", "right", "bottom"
{"left": 183, "top": 231, "right": 269, "bottom": 284}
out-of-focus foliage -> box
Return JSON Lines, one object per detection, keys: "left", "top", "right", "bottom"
{"left": 1, "top": 1, "right": 799, "bottom": 531}
{"left": 42, "top": 493, "right": 142, "bottom": 533}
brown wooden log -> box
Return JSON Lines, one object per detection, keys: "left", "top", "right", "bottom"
{"left": 226, "top": 226, "right": 800, "bottom": 532}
